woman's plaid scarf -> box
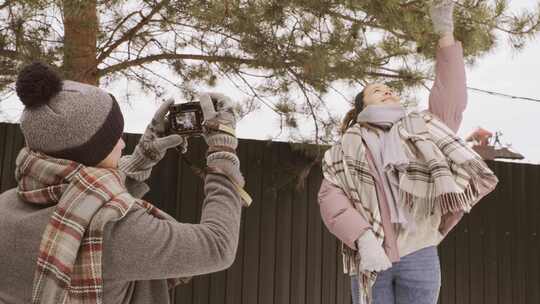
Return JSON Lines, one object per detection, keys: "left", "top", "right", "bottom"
{"left": 15, "top": 148, "right": 189, "bottom": 304}
{"left": 322, "top": 111, "right": 498, "bottom": 304}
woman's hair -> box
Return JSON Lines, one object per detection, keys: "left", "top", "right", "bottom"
{"left": 340, "top": 90, "right": 365, "bottom": 134}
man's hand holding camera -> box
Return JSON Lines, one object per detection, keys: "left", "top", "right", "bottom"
{"left": 200, "top": 92, "right": 251, "bottom": 206}
{"left": 119, "top": 99, "right": 188, "bottom": 187}
{"left": 199, "top": 93, "right": 238, "bottom": 155}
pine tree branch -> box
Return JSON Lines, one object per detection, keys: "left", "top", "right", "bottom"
{"left": 98, "top": 53, "right": 260, "bottom": 76}
{"left": 324, "top": 10, "right": 411, "bottom": 41}
{"left": 96, "top": 0, "right": 170, "bottom": 64}
{"left": 366, "top": 71, "right": 404, "bottom": 79}
{"left": 0, "top": 0, "right": 12, "bottom": 10}
{"left": 0, "top": 48, "right": 17, "bottom": 59}
{"left": 98, "top": 10, "right": 141, "bottom": 53}
{"left": 0, "top": 3, "right": 8, "bottom": 10}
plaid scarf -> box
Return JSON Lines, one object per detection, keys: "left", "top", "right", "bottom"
{"left": 15, "top": 148, "right": 189, "bottom": 304}
{"left": 322, "top": 111, "right": 498, "bottom": 304}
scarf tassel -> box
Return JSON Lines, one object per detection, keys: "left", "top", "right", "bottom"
{"left": 399, "top": 186, "right": 477, "bottom": 217}
{"left": 342, "top": 243, "right": 358, "bottom": 274}
{"left": 399, "top": 157, "right": 499, "bottom": 217}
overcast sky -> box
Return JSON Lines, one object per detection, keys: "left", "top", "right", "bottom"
{"left": 1, "top": 0, "right": 539, "bottom": 164}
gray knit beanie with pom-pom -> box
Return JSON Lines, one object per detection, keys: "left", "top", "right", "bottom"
{"left": 16, "top": 62, "right": 124, "bottom": 166}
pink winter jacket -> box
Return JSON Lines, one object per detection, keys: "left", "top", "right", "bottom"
{"left": 318, "top": 42, "right": 467, "bottom": 262}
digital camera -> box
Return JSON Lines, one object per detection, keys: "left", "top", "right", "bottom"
{"left": 168, "top": 98, "right": 217, "bottom": 136}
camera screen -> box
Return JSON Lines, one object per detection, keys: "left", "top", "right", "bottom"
{"left": 175, "top": 111, "right": 198, "bottom": 130}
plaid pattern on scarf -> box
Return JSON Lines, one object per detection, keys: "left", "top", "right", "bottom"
{"left": 15, "top": 148, "right": 189, "bottom": 304}
{"left": 322, "top": 111, "right": 498, "bottom": 304}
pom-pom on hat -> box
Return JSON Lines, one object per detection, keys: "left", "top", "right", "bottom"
{"left": 16, "top": 62, "right": 124, "bottom": 166}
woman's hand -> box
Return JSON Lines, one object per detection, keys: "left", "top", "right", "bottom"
{"left": 430, "top": 0, "right": 456, "bottom": 47}
{"left": 356, "top": 230, "right": 392, "bottom": 272}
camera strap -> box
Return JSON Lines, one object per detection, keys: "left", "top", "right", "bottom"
{"left": 205, "top": 166, "right": 252, "bottom": 207}
{"left": 179, "top": 152, "right": 252, "bottom": 207}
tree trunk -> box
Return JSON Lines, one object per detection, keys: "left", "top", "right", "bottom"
{"left": 62, "top": 0, "right": 98, "bottom": 85}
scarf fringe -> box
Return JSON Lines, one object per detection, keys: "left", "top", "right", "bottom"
{"left": 342, "top": 243, "right": 358, "bottom": 274}
{"left": 342, "top": 243, "right": 377, "bottom": 304}
{"left": 400, "top": 186, "right": 475, "bottom": 217}
{"left": 399, "top": 157, "right": 498, "bottom": 217}
{"left": 358, "top": 273, "right": 375, "bottom": 304}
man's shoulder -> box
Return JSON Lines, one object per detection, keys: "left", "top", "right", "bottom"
{"left": 0, "top": 188, "right": 46, "bottom": 216}
{"left": 0, "top": 187, "right": 18, "bottom": 201}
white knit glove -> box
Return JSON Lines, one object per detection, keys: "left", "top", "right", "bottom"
{"left": 356, "top": 231, "right": 392, "bottom": 272}
{"left": 199, "top": 92, "right": 244, "bottom": 187}
{"left": 119, "top": 99, "right": 187, "bottom": 182}
{"left": 430, "top": 0, "right": 455, "bottom": 36}
{"left": 200, "top": 92, "right": 238, "bottom": 151}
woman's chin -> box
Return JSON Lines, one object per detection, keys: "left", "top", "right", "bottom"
{"left": 377, "top": 101, "right": 401, "bottom": 106}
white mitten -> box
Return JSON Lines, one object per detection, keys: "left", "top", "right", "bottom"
{"left": 356, "top": 231, "right": 392, "bottom": 272}
{"left": 430, "top": 0, "right": 455, "bottom": 36}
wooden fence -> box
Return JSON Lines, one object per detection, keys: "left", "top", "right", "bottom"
{"left": 1, "top": 122, "right": 539, "bottom": 304}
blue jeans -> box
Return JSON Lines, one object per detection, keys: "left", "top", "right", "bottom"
{"left": 351, "top": 246, "right": 441, "bottom": 304}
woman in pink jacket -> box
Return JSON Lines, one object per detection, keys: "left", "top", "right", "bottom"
{"left": 318, "top": 1, "right": 498, "bottom": 304}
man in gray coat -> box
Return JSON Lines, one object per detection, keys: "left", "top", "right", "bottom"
{"left": 0, "top": 62, "right": 246, "bottom": 303}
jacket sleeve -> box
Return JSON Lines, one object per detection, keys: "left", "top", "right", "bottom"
{"left": 102, "top": 172, "right": 243, "bottom": 282}
{"left": 428, "top": 42, "right": 468, "bottom": 133}
{"left": 318, "top": 178, "right": 370, "bottom": 249}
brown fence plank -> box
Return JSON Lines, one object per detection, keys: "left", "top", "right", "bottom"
{"left": 306, "top": 155, "right": 323, "bottom": 304}
{"left": 318, "top": 167, "right": 336, "bottom": 304}
{"left": 1, "top": 124, "right": 17, "bottom": 192}
{"left": 468, "top": 197, "right": 485, "bottom": 304}
{"left": 513, "top": 164, "right": 527, "bottom": 304}
{"left": 321, "top": 222, "right": 337, "bottom": 304}
{"left": 257, "top": 142, "right": 279, "bottom": 304}
{"left": 122, "top": 133, "right": 139, "bottom": 154}
{"left": 525, "top": 164, "right": 540, "bottom": 304}
{"left": 146, "top": 150, "right": 180, "bottom": 215}
{"left": 498, "top": 163, "right": 513, "bottom": 304}
{"left": 439, "top": 227, "right": 456, "bottom": 304}
{"left": 483, "top": 162, "right": 500, "bottom": 304}
{"left": 208, "top": 271, "right": 226, "bottom": 304}
{"left": 274, "top": 143, "right": 293, "bottom": 304}
{"left": 454, "top": 214, "right": 470, "bottom": 304}
{"left": 241, "top": 140, "right": 263, "bottom": 304}
{"left": 289, "top": 153, "right": 309, "bottom": 304}
{"left": 9, "top": 125, "right": 24, "bottom": 189}
{"left": 174, "top": 139, "right": 204, "bottom": 304}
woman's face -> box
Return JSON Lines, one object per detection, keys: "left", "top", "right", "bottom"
{"left": 362, "top": 83, "right": 401, "bottom": 107}
{"left": 97, "top": 138, "right": 125, "bottom": 168}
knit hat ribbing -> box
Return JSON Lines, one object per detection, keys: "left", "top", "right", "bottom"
{"left": 17, "top": 63, "right": 124, "bottom": 166}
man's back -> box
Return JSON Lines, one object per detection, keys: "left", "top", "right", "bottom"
{"left": 0, "top": 189, "right": 51, "bottom": 303}
{"left": 0, "top": 171, "right": 243, "bottom": 304}
{"left": 0, "top": 188, "right": 174, "bottom": 304}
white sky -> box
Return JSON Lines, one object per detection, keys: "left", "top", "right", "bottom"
{"left": 1, "top": 0, "right": 539, "bottom": 164}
